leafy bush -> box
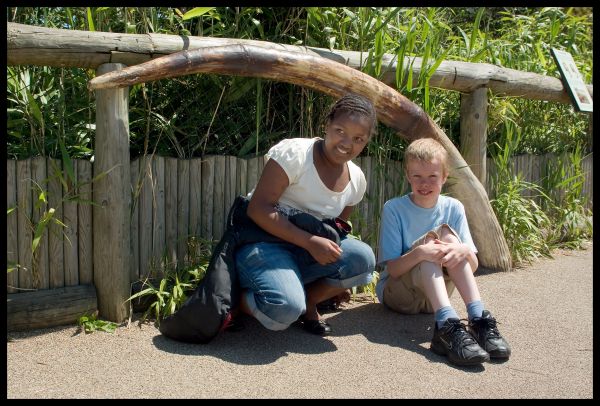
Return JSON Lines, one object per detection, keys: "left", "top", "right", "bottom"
{"left": 126, "top": 236, "right": 212, "bottom": 324}
{"left": 540, "top": 144, "right": 593, "bottom": 248}
{"left": 77, "top": 311, "right": 118, "bottom": 334}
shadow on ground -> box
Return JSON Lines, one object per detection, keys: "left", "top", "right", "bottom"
{"left": 326, "top": 302, "right": 486, "bottom": 372}
{"left": 152, "top": 315, "right": 338, "bottom": 365}
{"left": 152, "top": 300, "right": 485, "bottom": 371}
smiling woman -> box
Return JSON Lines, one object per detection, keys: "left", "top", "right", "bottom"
{"left": 234, "top": 93, "right": 378, "bottom": 336}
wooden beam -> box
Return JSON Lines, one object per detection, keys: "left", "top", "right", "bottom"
{"left": 7, "top": 284, "right": 97, "bottom": 331}
{"left": 93, "top": 63, "right": 132, "bottom": 322}
{"left": 88, "top": 44, "right": 513, "bottom": 272}
{"left": 7, "top": 22, "right": 592, "bottom": 104}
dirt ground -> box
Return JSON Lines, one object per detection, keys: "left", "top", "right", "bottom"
{"left": 7, "top": 242, "right": 593, "bottom": 398}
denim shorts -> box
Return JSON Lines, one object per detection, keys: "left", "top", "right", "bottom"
{"left": 235, "top": 236, "right": 375, "bottom": 330}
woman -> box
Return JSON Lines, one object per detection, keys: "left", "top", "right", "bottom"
{"left": 235, "top": 94, "right": 378, "bottom": 335}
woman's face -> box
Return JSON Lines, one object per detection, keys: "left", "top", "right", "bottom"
{"left": 323, "top": 112, "right": 371, "bottom": 165}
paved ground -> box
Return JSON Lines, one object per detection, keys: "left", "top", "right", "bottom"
{"left": 7, "top": 243, "right": 593, "bottom": 398}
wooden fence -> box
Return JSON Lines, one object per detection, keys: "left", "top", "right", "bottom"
{"left": 8, "top": 22, "right": 595, "bottom": 324}
{"left": 6, "top": 152, "right": 593, "bottom": 294}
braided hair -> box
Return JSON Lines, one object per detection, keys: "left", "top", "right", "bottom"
{"left": 324, "top": 93, "right": 378, "bottom": 137}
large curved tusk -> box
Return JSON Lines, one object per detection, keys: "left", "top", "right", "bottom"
{"left": 89, "top": 44, "right": 511, "bottom": 272}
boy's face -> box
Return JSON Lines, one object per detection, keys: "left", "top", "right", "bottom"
{"left": 405, "top": 157, "right": 448, "bottom": 208}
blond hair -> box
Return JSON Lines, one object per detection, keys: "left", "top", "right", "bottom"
{"left": 404, "top": 138, "right": 449, "bottom": 175}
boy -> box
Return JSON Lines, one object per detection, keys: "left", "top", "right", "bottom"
{"left": 376, "top": 138, "right": 510, "bottom": 366}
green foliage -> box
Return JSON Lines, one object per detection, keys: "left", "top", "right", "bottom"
{"left": 540, "top": 144, "right": 593, "bottom": 248}
{"left": 352, "top": 270, "right": 380, "bottom": 302}
{"left": 7, "top": 207, "right": 19, "bottom": 275}
{"left": 491, "top": 174, "right": 553, "bottom": 266}
{"left": 77, "top": 311, "right": 118, "bottom": 334}
{"left": 489, "top": 125, "right": 553, "bottom": 266}
{"left": 7, "top": 7, "right": 592, "bottom": 160}
{"left": 126, "top": 236, "right": 213, "bottom": 324}
{"left": 344, "top": 220, "right": 380, "bottom": 301}
{"left": 7, "top": 7, "right": 593, "bottom": 271}
{"left": 489, "top": 120, "right": 593, "bottom": 266}
{"left": 7, "top": 160, "right": 111, "bottom": 289}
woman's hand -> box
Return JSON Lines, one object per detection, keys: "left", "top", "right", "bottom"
{"left": 306, "top": 235, "right": 343, "bottom": 265}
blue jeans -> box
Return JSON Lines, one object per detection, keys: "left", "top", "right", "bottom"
{"left": 235, "top": 237, "right": 375, "bottom": 330}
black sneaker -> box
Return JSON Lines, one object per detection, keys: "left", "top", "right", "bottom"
{"left": 430, "top": 318, "right": 490, "bottom": 366}
{"left": 468, "top": 310, "right": 511, "bottom": 359}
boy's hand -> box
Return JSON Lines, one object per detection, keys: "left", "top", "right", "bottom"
{"left": 418, "top": 239, "right": 448, "bottom": 264}
{"left": 435, "top": 240, "right": 470, "bottom": 268}
{"left": 306, "top": 235, "right": 343, "bottom": 265}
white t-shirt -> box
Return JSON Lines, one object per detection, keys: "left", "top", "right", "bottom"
{"left": 250, "top": 137, "right": 367, "bottom": 220}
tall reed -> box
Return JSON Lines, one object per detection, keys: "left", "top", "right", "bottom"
{"left": 489, "top": 122, "right": 552, "bottom": 266}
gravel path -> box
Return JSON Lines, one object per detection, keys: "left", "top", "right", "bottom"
{"left": 7, "top": 243, "right": 592, "bottom": 398}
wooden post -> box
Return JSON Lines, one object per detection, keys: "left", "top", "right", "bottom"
{"left": 460, "top": 87, "right": 489, "bottom": 188}
{"left": 93, "top": 63, "right": 131, "bottom": 322}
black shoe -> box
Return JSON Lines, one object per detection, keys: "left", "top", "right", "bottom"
{"left": 302, "top": 319, "right": 332, "bottom": 336}
{"left": 316, "top": 298, "right": 338, "bottom": 313}
{"left": 430, "top": 318, "right": 490, "bottom": 366}
{"left": 221, "top": 311, "right": 246, "bottom": 333}
{"left": 224, "top": 317, "right": 245, "bottom": 332}
{"left": 468, "top": 310, "right": 511, "bottom": 359}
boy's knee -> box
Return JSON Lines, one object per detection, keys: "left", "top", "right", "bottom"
{"left": 445, "top": 259, "right": 473, "bottom": 274}
{"left": 418, "top": 261, "right": 444, "bottom": 278}
{"left": 439, "top": 226, "right": 460, "bottom": 244}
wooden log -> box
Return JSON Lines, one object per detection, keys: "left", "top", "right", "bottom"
{"left": 164, "top": 157, "right": 178, "bottom": 265}
{"left": 16, "top": 160, "right": 33, "bottom": 290}
{"left": 212, "top": 155, "right": 226, "bottom": 240}
{"left": 460, "top": 87, "right": 488, "bottom": 187}
{"left": 152, "top": 156, "right": 166, "bottom": 271}
{"left": 138, "top": 156, "right": 153, "bottom": 278}
{"left": 47, "top": 158, "right": 64, "bottom": 289}
{"left": 93, "top": 63, "right": 131, "bottom": 322}
{"left": 201, "top": 156, "right": 215, "bottom": 242}
{"left": 189, "top": 158, "right": 203, "bottom": 239}
{"left": 63, "top": 162, "right": 79, "bottom": 287}
{"left": 87, "top": 44, "right": 512, "bottom": 271}
{"left": 7, "top": 160, "right": 19, "bottom": 293}
{"left": 7, "top": 284, "right": 98, "bottom": 331}
{"left": 77, "top": 160, "right": 93, "bottom": 285}
{"left": 225, "top": 155, "right": 237, "bottom": 222}
{"left": 129, "top": 158, "right": 140, "bottom": 282}
{"left": 30, "top": 156, "right": 49, "bottom": 290}
{"left": 177, "top": 159, "right": 190, "bottom": 266}
{"left": 8, "top": 22, "right": 592, "bottom": 104}
{"left": 236, "top": 157, "right": 248, "bottom": 198}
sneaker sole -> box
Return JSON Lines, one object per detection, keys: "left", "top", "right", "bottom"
{"left": 431, "top": 341, "right": 490, "bottom": 366}
{"left": 488, "top": 349, "right": 510, "bottom": 359}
